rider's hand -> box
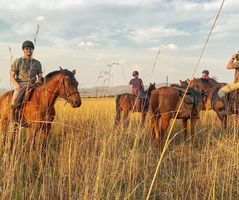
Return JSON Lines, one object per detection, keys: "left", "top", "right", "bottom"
{"left": 15, "top": 83, "right": 21, "bottom": 90}
{"left": 232, "top": 54, "right": 238, "bottom": 59}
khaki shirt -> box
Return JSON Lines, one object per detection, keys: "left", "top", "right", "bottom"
{"left": 11, "top": 57, "right": 42, "bottom": 82}
{"left": 232, "top": 61, "right": 239, "bottom": 83}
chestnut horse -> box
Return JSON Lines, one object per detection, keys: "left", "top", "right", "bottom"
{"left": 187, "top": 78, "right": 235, "bottom": 129}
{"left": 0, "top": 68, "right": 81, "bottom": 155}
{"left": 114, "top": 83, "right": 156, "bottom": 126}
{"left": 149, "top": 86, "right": 204, "bottom": 145}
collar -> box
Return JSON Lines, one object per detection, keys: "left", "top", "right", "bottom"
{"left": 22, "top": 56, "right": 33, "bottom": 61}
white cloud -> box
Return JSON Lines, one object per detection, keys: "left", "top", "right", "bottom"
{"left": 160, "top": 43, "right": 178, "bottom": 50}
{"left": 36, "top": 16, "right": 46, "bottom": 22}
{"left": 129, "top": 26, "right": 190, "bottom": 43}
{"left": 78, "top": 41, "right": 96, "bottom": 50}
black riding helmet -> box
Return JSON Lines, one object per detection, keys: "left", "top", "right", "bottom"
{"left": 132, "top": 71, "right": 139, "bottom": 77}
{"left": 22, "top": 40, "right": 34, "bottom": 50}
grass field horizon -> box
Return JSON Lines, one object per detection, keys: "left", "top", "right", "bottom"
{"left": 0, "top": 97, "right": 238, "bottom": 199}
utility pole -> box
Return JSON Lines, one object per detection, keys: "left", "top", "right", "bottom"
{"left": 166, "top": 76, "right": 168, "bottom": 86}
{"left": 107, "top": 62, "right": 120, "bottom": 87}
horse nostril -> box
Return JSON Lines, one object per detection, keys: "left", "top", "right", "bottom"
{"left": 75, "top": 100, "right": 82, "bottom": 107}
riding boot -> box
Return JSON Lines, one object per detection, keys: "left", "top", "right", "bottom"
{"left": 222, "top": 95, "right": 231, "bottom": 115}
{"left": 11, "top": 103, "right": 21, "bottom": 126}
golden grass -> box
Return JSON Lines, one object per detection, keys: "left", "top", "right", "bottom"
{"left": 0, "top": 98, "right": 238, "bottom": 199}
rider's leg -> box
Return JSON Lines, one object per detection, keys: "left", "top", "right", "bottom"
{"left": 218, "top": 82, "right": 239, "bottom": 114}
{"left": 11, "top": 83, "right": 28, "bottom": 123}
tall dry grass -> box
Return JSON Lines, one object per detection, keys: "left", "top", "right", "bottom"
{"left": 0, "top": 98, "right": 238, "bottom": 199}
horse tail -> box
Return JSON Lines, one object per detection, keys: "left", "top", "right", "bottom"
{"left": 114, "top": 94, "right": 122, "bottom": 125}
{"left": 0, "top": 90, "right": 13, "bottom": 119}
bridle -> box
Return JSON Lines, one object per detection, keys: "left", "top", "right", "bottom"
{"left": 46, "top": 76, "right": 79, "bottom": 105}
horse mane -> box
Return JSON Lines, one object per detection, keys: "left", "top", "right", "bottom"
{"left": 44, "top": 69, "right": 75, "bottom": 81}
{"left": 198, "top": 77, "right": 219, "bottom": 85}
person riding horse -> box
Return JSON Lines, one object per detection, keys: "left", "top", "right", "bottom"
{"left": 202, "top": 70, "right": 210, "bottom": 79}
{"left": 218, "top": 53, "right": 239, "bottom": 114}
{"left": 10, "top": 40, "right": 43, "bottom": 124}
{"left": 129, "top": 71, "right": 145, "bottom": 97}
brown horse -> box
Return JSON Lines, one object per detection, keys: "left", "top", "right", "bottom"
{"left": 187, "top": 78, "right": 235, "bottom": 129}
{"left": 149, "top": 86, "right": 204, "bottom": 145}
{"left": 0, "top": 68, "right": 81, "bottom": 155}
{"left": 114, "top": 83, "right": 156, "bottom": 126}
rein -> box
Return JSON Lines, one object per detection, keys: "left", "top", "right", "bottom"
{"left": 45, "top": 77, "right": 79, "bottom": 104}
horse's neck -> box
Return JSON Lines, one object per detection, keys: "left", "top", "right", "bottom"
{"left": 34, "top": 77, "right": 61, "bottom": 107}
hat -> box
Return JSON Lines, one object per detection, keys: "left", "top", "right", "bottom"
{"left": 202, "top": 70, "right": 209, "bottom": 75}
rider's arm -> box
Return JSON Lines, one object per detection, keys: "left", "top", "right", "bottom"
{"left": 10, "top": 71, "right": 20, "bottom": 89}
{"left": 227, "top": 54, "right": 239, "bottom": 69}
{"left": 140, "top": 79, "right": 145, "bottom": 90}
{"left": 129, "top": 79, "right": 132, "bottom": 86}
{"left": 10, "top": 58, "right": 21, "bottom": 89}
{"left": 37, "top": 73, "right": 44, "bottom": 83}
{"left": 36, "top": 61, "right": 44, "bottom": 83}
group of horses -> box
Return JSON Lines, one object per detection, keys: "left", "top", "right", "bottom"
{"left": 0, "top": 68, "right": 237, "bottom": 156}
{"left": 115, "top": 77, "right": 239, "bottom": 145}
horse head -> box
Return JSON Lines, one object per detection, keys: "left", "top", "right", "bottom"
{"left": 144, "top": 82, "right": 156, "bottom": 98}
{"left": 58, "top": 68, "right": 82, "bottom": 108}
{"left": 188, "top": 78, "right": 206, "bottom": 93}
{"left": 179, "top": 79, "right": 189, "bottom": 88}
{"left": 147, "top": 82, "right": 156, "bottom": 93}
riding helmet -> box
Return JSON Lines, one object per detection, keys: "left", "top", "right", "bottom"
{"left": 132, "top": 71, "right": 139, "bottom": 76}
{"left": 22, "top": 40, "right": 35, "bottom": 50}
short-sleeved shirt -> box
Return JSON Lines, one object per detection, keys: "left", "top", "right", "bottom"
{"left": 129, "top": 78, "right": 143, "bottom": 90}
{"left": 11, "top": 57, "right": 42, "bottom": 83}
{"left": 232, "top": 61, "right": 239, "bottom": 83}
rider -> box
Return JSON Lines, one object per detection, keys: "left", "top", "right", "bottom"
{"left": 217, "top": 53, "right": 239, "bottom": 114}
{"left": 218, "top": 53, "right": 239, "bottom": 98}
{"left": 201, "top": 70, "right": 210, "bottom": 79}
{"left": 10, "top": 40, "right": 43, "bottom": 123}
{"left": 129, "top": 71, "right": 145, "bottom": 97}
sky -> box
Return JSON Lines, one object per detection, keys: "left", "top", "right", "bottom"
{"left": 0, "top": 0, "right": 238, "bottom": 89}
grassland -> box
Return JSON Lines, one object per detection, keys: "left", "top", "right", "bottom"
{"left": 0, "top": 98, "right": 238, "bottom": 199}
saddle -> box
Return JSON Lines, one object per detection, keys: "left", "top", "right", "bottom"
{"left": 173, "top": 87, "right": 194, "bottom": 104}
{"left": 12, "top": 83, "right": 41, "bottom": 125}
{"left": 173, "top": 87, "right": 200, "bottom": 111}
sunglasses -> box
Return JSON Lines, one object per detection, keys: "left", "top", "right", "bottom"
{"left": 24, "top": 47, "right": 33, "bottom": 51}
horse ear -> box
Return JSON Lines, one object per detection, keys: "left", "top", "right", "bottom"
{"left": 59, "top": 66, "right": 63, "bottom": 71}
{"left": 154, "top": 82, "right": 155, "bottom": 86}
{"left": 72, "top": 70, "right": 76, "bottom": 75}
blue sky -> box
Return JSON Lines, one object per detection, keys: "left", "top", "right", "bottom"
{"left": 0, "top": 0, "right": 238, "bottom": 88}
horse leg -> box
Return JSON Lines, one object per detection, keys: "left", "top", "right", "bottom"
{"left": 160, "top": 115, "right": 171, "bottom": 145}
{"left": 216, "top": 112, "right": 227, "bottom": 130}
{"left": 41, "top": 123, "right": 51, "bottom": 160}
{"left": 114, "top": 108, "right": 121, "bottom": 126}
{"left": 182, "top": 118, "right": 188, "bottom": 141}
{"left": 1, "top": 118, "right": 9, "bottom": 146}
{"left": 122, "top": 110, "right": 130, "bottom": 128}
{"left": 141, "top": 112, "right": 146, "bottom": 126}
{"left": 10, "top": 124, "right": 18, "bottom": 152}
{"left": 190, "top": 118, "right": 197, "bottom": 144}
{"left": 150, "top": 115, "right": 160, "bottom": 145}
{"left": 29, "top": 125, "right": 38, "bottom": 151}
